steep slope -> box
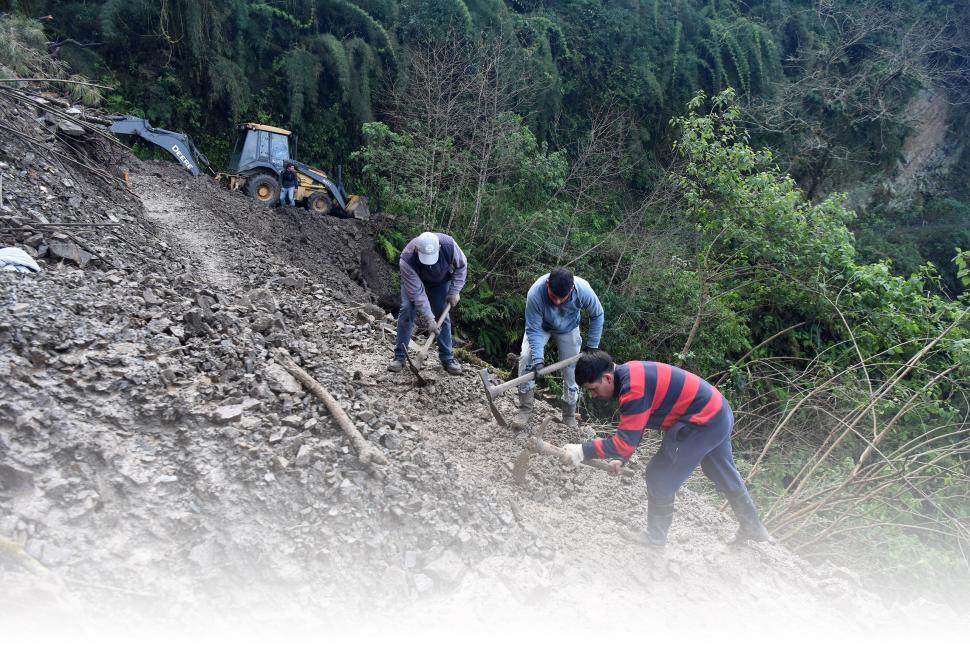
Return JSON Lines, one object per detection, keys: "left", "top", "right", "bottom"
{"left": 0, "top": 91, "right": 965, "bottom": 645}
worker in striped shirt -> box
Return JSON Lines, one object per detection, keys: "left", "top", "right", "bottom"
{"left": 564, "top": 350, "right": 770, "bottom": 547}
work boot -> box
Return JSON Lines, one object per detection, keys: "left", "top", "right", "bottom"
{"left": 442, "top": 359, "right": 462, "bottom": 376}
{"left": 726, "top": 489, "right": 772, "bottom": 544}
{"left": 562, "top": 400, "right": 578, "bottom": 429}
{"left": 387, "top": 358, "right": 404, "bottom": 372}
{"left": 510, "top": 390, "right": 534, "bottom": 431}
{"left": 621, "top": 495, "right": 675, "bottom": 548}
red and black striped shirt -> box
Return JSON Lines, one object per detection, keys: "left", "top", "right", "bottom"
{"left": 581, "top": 361, "right": 724, "bottom": 461}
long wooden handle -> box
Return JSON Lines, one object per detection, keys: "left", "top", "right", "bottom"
{"left": 492, "top": 352, "right": 582, "bottom": 395}
{"left": 531, "top": 438, "right": 636, "bottom": 477}
{"left": 419, "top": 302, "right": 452, "bottom": 355}
{"left": 583, "top": 458, "right": 636, "bottom": 477}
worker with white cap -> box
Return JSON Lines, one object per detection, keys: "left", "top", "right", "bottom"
{"left": 388, "top": 231, "right": 468, "bottom": 375}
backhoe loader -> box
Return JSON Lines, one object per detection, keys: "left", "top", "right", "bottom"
{"left": 223, "top": 123, "right": 369, "bottom": 220}
{"left": 109, "top": 117, "right": 369, "bottom": 220}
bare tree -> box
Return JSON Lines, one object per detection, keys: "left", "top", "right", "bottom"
{"left": 384, "top": 35, "right": 475, "bottom": 229}
{"left": 383, "top": 33, "right": 536, "bottom": 237}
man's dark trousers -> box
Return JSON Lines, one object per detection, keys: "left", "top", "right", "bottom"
{"left": 644, "top": 404, "right": 746, "bottom": 504}
{"left": 393, "top": 280, "right": 453, "bottom": 363}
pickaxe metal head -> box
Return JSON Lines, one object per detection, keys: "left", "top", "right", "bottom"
{"left": 411, "top": 350, "right": 429, "bottom": 371}
{"left": 405, "top": 303, "right": 451, "bottom": 386}
{"left": 406, "top": 352, "right": 428, "bottom": 386}
{"left": 478, "top": 352, "right": 582, "bottom": 427}
{"left": 479, "top": 367, "right": 508, "bottom": 427}
{"left": 511, "top": 419, "right": 547, "bottom": 483}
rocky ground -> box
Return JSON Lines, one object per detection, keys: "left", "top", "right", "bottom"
{"left": 0, "top": 87, "right": 966, "bottom": 645}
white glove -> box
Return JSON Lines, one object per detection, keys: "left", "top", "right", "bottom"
{"left": 562, "top": 444, "right": 584, "bottom": 467}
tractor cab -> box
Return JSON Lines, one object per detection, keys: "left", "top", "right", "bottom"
{"left": 228, "top": 123, "right": 291, "bottom": 177}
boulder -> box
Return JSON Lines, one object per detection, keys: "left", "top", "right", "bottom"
{"left": 143, "top": 288, "right": 162, "bottom": 306}
{"left": 56, "top": 119, "right": 86, "bottom": 137}
{"left": 413, "top": 573, "right": 434, "bottom": 595}
{"left": 295, "top": 444, "right": 312, "bottom": 467}
{"left": 251, "top": 314, "right": 274, "bottom": 333}
{"left": 213, "top": 404, "right": 244, "bottom": 423}
{"left": 47, "top": 238, "right": 93, "bottom": 268}
{"left": 247, "top": 289, "right": 278, "bottom": 313}
{"left": 264, "top": 361, "right": 303, "bottom": 394}
{"left": 422, "top": 549, "right": 467, "bottom": 589}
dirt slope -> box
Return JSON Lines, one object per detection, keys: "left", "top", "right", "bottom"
{"left": 0, "top": 92, "right": 965, "bottom": 645}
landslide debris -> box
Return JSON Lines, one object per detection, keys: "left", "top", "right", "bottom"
{"left": 0, "top": 88, "right": 527, "bottom": 615}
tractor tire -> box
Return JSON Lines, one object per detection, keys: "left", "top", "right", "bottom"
{"left": 305, "top": 191, "right": 333, "bottom": 216}
{"left": 245, "top": 173, "right": 280, "bottom": 206}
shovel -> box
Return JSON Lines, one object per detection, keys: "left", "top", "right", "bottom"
{"left": 511, "top": 419, "right": 635, "bottom": 483}
{"left": 405, "top": 302, "right": 451, "bottom": 385}
{"left": 479, "top": 353, "right": 581, "bottom": 427}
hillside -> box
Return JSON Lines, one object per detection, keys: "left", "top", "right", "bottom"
{"left": 0, "top": 85, "right": 967, "bottom": 644}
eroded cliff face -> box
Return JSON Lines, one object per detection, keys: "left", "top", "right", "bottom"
{"left": 881, "top": 88, "right": 965, "bottom": 209}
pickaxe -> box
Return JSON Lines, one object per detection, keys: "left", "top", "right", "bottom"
{"left": 511, "top": 419, "right": 635, "bottom": 483}
{"left": 405, "top": 303, "right": 452, "bottom": 386}
{"left": 479, "top": 353, "right": 581, "bottom": 426}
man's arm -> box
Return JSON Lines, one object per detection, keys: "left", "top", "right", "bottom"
{"left": 524, "top": 284, "right": 546, "bottom": 367}
{"left": 449, "top": 240, "right": 468, "bottom": 295}
{"left": 581, "top": 429, "right": 642, "bottom": 462}
{"left": 580, "top": 400, "right": 646, "bottom": 461}
{"left": 399, "top": 245, "right": 434, "bottom": 321}
{"left": 578, "top": 281, "right": 605, "bottom": 350}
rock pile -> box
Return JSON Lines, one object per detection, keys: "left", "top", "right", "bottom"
{"left": 0, "top": 89, "right": 513, "bottom": 611}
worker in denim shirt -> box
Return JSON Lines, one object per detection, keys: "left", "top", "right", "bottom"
{"left": 512, "top": 268, "right": 604, "bottom": 430}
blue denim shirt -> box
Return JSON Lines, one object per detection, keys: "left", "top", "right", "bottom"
{"left": 525, "top": 274, "right": 604, "bottom": 363}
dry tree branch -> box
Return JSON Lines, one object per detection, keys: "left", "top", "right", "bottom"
{"left": 765, "top": 305, "right": 968, "bottom": 522}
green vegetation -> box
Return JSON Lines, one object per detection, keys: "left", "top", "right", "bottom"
{"left": 357, "top": 74, "right": 969, "bottom": 587}
{"left": 0, "top": 13, "right": 102, "bottom": 105}
{"left": 6, "top": 1, "right": 970, "bottom": 591}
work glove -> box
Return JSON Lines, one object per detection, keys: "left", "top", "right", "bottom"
{"left": 562, "top": 444, "right": 584, "bottom": 467}
{"left": 532, "top": 361, "right": 546, "bottom": 388}
{"left": 446, "top": 293, "right": 460, "bottom": 307}
{"left": 581, "top": 344, "right": 597, "bottom": 354}
{"left": 418, "top": 315, "right": 439, "bottom": 336}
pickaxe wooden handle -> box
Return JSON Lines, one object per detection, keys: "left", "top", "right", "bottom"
{"left": 410, "top": 302, "right": 452, "bottom": 372}
{"left": 528, "top": 437, "right": 636, "bottom": 477}
{"left": 479, "top": 352, "right": 581, "bottom": 427}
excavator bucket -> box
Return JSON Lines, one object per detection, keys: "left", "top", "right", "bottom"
{"left": 344, "top": 194, "right": 370, "bottom": 221}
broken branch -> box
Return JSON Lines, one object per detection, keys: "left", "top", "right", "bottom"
{"left": 275, "top": 351, "right": 388, "bottom": 466}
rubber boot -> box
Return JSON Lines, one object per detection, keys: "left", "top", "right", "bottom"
{"left": 645, "top": 495, "right": 675, "bottom": 546}
{"left": 621, "top": 495, "right": 674, "bottom": 548}
{"left": 562, "top": 400, "right": 578, "bottom": 429}
{"left": 726, "top": 489, "right": 772, "bottom": 543}
{"left": 510, "top": 390, "right": 534, "bottom": 431}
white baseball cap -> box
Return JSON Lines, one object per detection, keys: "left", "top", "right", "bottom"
{"left": 416, "top": 232, "right": 440, "bottom": 265}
